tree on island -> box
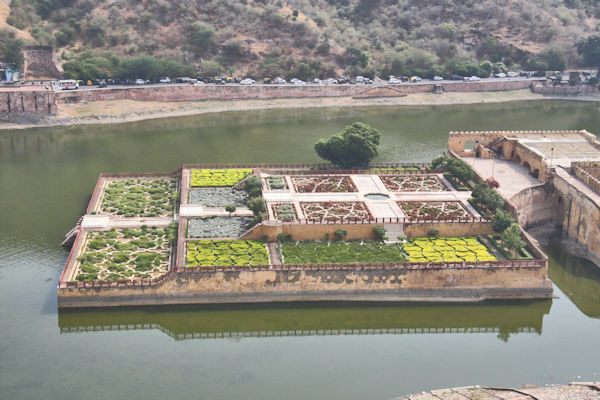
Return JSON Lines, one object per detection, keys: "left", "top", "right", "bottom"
{"left": 577, "top": 33, "right": 600, "bottom": 77}
{"left": 314, "top": 122, "right": 380, "bottom": 168}
{"left": 501, "top": 223, "right": 526, "bottom": 257}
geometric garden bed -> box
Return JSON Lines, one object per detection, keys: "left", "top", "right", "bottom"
{"left": 399, "top": 201, "right": 472, "bottom": 220}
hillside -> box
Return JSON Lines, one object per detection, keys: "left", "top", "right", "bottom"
{"left": 1, "top": 0, "right": 599, "bottom": 80}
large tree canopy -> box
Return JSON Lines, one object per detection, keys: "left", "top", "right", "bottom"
{"left": 314, "top": 122, "right": 380, "bottom": 168}
{"left": 577, "top": 33, "right": 600, "bottom": 75}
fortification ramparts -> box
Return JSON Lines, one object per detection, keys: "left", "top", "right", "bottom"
{"left": 0, "top": 88, "right": 56, "bottom": 114}
{"left": 21, "top": 46, "right": 63, "bottom": 80}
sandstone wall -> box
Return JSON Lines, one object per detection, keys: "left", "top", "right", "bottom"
{"left": 21, "top": 46, "right": 63, "bottom": 80}
{"left": 55, "top": 79, "right": 536, "bottom": 104}
{"left": 507, "top": 184, "right": 556, "bottom": 228}
{"left": 0, "top": 89, "right": 56, "bottom": 114}
{"left": 553, "top": 170, "right": 600, "bottom": 266}
{"left": 532, "top": 84, "right": 599, "bottom": 96}
{"left": 57, "top": 264, "right": 552, "bottom": 307}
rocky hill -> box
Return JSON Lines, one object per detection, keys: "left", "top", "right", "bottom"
{"left": 1, "top": 0, "right": 599, "bottom": 80}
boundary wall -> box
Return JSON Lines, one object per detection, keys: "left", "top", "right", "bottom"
{"left": 55, "top": 80, "right": 537, "bottom": 104}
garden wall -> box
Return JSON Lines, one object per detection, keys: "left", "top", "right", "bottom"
{"left": 507, "top": 183, "right": 556, "bottom": 228}
{"left": 57, "top": 263, "right": 552, "bottom": 307}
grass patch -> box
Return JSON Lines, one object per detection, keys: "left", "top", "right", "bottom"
{"left": 187, "top": 240, "right": 269, "bottom": 266}
{"left": 279, "top": 240, "right": 406, "bottom": 264}
{"left": 402, "top": 236, "right": 497, "bottom": 263}
{"left": 190, "top": 169, "right": 252, "bottom": 187}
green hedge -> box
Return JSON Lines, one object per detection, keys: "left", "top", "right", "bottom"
{"left": 487, "top": 234, "right": 534, "bottom": 260}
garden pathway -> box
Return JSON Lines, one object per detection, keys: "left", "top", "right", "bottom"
{"left": 179, "top": 205, "right": 253, "bottom": 217}
{"left": 81, "top": 215, "right": 173, "bottom": 229}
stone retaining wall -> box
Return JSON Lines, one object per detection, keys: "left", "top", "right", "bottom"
{"left": 56, "top": 80, "right": 536, "bottom": 104}
{"left": 532, "top": 83, "right": 599, "bottom": 96}
{"left": 57, "top": 264, "right": 552, "bottom": 307}
{"left": 0, "top": 89, "right": 56, "bottom": 114}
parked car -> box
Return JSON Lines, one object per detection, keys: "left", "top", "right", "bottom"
{"left": 135, "top": 78, "right": 145, "bottom": 85}
{"left": 263, "top": 77, "right": 272, "bottom": 84}
{"left": 159, "top": 77, "right": 171, "bottom": 83}
{"left": 410, "top": 76, "right": 422, "bottom": 82}
{"left": 433, "top": 75, "right": 444, "bottom": 81}
{"left": 97, "top": 80, "right": 107, "bottom": 88}
{"left": 356, "top": 75, "right": 365, "bottom": 83}
{"left": 240, "top": 78, "right": 255, "bottom": 85}
{"left": 274, "top": 77, "right": 286, "bottom": 84}
{"left": 388, "top": 77, "right": 402, "bottom": 84}
{"left": 494, "top": 72, "right": 507, "bottom": 78}
{"left": 290, "top": 78, "right": 306, "bottom": 85}
{"left": 337, "top": 77, "right": 350, "bottom": 84}
{"left": 465, "top": 76, "right": 481, "bottom": 81}
{"left": 313, "top": 78, "right": 322, "bottom": 84}
{"left": 176, "top": 77, "right": 193, "bottom": 83}
{"left": 322, "top": 78, "right": 338, "bottom": 85}
{"left": 507, "top": 71, "right": 518, "bottom": 77}
{"left": 450, "top": 74, "right": 463, "bottom": 80}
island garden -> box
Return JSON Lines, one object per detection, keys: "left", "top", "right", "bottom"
{"left": 57, "top": 124, "right": 551, "bottom": 307}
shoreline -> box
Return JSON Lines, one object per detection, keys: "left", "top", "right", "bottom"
{"left": 1, "top": 89, "right": 599, "bottom": 130}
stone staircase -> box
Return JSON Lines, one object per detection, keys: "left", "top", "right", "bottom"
{"left": 383, "top": 223, "right": 405, "bottom": 244}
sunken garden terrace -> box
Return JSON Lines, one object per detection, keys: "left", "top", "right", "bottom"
{"left": 58, "top": 163, "right": 552, "bottom": 308}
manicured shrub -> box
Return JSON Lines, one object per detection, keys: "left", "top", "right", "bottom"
{"left": 334, "top": 230, "right": 347, "bottom": 240}
{"left": 247, "top": 197, "right": 266, "bottom": 218}
{"left": 243, "top": 175, "right": 262, "bottom": 197}
{"left": 373, "top": 226, "right": 386, "bottom": 239}
{"left": 187, "top": 240, "right": 269, "bottom": 267}
{"left": 427, "top": 229, "right": 439, "bottom": 237}
{"left": 492, "top": 209, "right": 514, "bottom": 233}
{"left": 225, "top": 204, "right": 237, "bottom": 215}
{"left": 402, "top": 237, "right": 496, "bottom": 263}
{"left": 280, "top": 240, "right": 406, "bottom": 264}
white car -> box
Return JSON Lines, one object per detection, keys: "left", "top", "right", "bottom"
{"left": 240, "top": 78, "right": 255, "bottom": 85}
{"left": 467, "top": 76, "right": 481, "bottom": 81}
{"left": 494, "top": 72, "right": 507, "bottom": 78}
{"left": 135, "top": 79, "right": 145, "bottom": 85}
{"left": 355, "top": 76, "right": 365, "bottom": 83}
{"left": 159, "top": 77, "right": 171, "bottom": 83}
{"left": 313, "top": 78, "right": 322, "bottom": 84}
{"left": 274, "top": 77, "right": 286, "bottom": 84}
{"left": 388, "top": 77, "right": 402, "bottom": 84}
{"left": 410, "top": 76, "right": 422, "bottom": 82}
{"left": 507, "top": 71, "right": 518, "bottom": 77}
{"left": 322, "top": 78, "right": 338, "bottom": 84}
{"left": 433, "top": 75, "right": 444, "bottom": 81}
{"left": 291, "top": 78, "right": 305, "bottom": 85}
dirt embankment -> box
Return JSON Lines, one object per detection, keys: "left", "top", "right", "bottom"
{"left": 0, "top": 90, "right": 552, "bottom": 130}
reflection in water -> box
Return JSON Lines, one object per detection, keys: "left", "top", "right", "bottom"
{"left": 546, "top": 243, "right": 600, "bottom": 318}
{"left": 59, "top": 300, "right": 551, "bottom": 342}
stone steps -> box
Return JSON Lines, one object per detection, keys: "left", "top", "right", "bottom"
{"left": 383, "top": 223, "right": 405, "bottom": 244}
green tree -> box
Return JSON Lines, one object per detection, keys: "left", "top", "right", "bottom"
{"left": 225, "top": 204, "right": 236, "bottom": 216}
{"left": 479, "top": 60, "right": 494, "bottom": 76}
{"left": 314, "top": 122, "right": 380, "bottom": 168}
{"left": 577, "top": 33, "right": 600, "bottom": 76}
{"left": 492, "top": 209, "right": 514, "bottom": 233}
{"left": 472, "top": 184, "right": 504, "bottom": 212}
{"left": 243, "top": 175, "right": 262, "bottom": 198}
{"left": 0, "top": 30, "right": 25, "bottom": 68}
{"left": 247, "top": 197, "right": 266, "bottom": 218}
{"left": 346, "top": 47, "right": 371, "bottom": 68}
{"left": 501, "top": 223, "right": 526, "bottom": 257}
{"left": 187, "top": 22, "right": 214, "bottom": 54}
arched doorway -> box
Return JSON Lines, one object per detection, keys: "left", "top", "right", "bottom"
{"left": 522, "top": 161, "right": 530, "bottom": 173}
{"left": 532, "top": 168, "right": 540, "bottom": 179}
{"left": 514, "top": 154, "right": 521, "bottom": 163}
{"left": 553, "top": 195, "right": 565, "bottom": 227}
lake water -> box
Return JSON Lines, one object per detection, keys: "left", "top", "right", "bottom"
{"left": 1, "top": 100, "right": 599, "bottom": 399}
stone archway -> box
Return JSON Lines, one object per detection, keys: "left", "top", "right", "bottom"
{"left": 522, "top": 161, "right": 531, "bottom": 173}
{"left": 532, "top": 168, "right": 540, "bottom": 179}
{"left": 514, "top": 154, "right": 521, "bottom": 163}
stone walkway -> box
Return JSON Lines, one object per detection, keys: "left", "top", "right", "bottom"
{"left": 401, "top": 382, "right": 600, "bottom": 400}
{"left": 461, "top": 157, "right": 542, "bottom": 200}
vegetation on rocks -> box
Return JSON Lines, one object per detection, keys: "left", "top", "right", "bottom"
{"left": 2, "top": 0, "right": 599, "bottom": 78}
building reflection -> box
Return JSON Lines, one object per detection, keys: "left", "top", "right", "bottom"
{"left": 58, "top": 300, "right": 550, "bottom": 342}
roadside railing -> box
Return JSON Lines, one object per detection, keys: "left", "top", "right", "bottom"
{"left": 280, "top": 216, "right": 489, "bottom": 225}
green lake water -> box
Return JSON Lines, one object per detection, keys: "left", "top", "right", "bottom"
{"left": 1, "top": 100, "right": 599, "bottom": 399}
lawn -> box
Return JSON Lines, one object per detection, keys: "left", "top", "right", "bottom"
{"left": 187, "top": 240, "right": 270, "bottom": 267}
{"left": 402, "top": 237, "right": 497, "bottom": 263}
{"left": 279, "top": 240, "right": 406, "bottom": 264}
{"left": 190, "top": 169, "right": 252, "bottom": 187}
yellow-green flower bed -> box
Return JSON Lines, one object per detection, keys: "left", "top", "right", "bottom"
{"left": 190, "top": 169, "right": 252, "bottom": 187}
{"left": 402, "top": 237, "right": 497, "bottom": 263}
{"left": 187, "top": 240, "right": 269, "bottom": 267}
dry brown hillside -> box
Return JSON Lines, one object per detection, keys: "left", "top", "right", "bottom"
{"left": 2, "top": 0, "right": 599, "bottom": 79}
